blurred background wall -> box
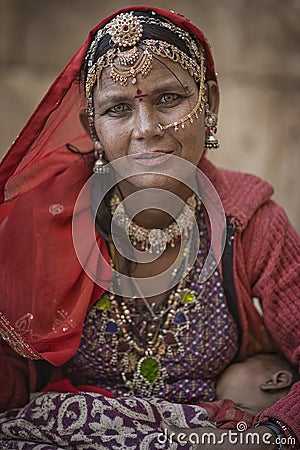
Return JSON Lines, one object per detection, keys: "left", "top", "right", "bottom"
{"left": 1, "top": 0, "right": 299, "bottom": 231}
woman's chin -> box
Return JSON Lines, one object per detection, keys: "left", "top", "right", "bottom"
{"left": 118, "top": 174, "right": 186, "bottom": 196}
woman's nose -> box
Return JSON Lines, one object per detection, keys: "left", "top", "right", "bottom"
{"left": 132, "top": 105, "right": 164, "bottom": 140}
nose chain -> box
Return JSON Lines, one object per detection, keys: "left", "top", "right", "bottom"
{"left": 158, "top": 86, "right": 206, "bottom": 132}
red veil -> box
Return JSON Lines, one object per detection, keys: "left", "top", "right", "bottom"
{"left": 0, "top": 6, "right": 217, "bottom": 366}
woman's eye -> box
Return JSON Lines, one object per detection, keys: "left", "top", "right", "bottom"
{"left": 159, "top": 93, "right": 180, "bottom": 104}
{"left": 108, "top": 104, "right": 130, "bottom": 115}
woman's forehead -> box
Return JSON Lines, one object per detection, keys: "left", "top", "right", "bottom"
{"left": 97, "top": 57, "right": 197, "bottom": 93}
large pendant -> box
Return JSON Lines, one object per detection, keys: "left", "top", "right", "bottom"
{"left": 130, "top": 353, "right": 166, "bottom": 396}
{"left": 138, "top": 355, "right": 160, "bottom": 383}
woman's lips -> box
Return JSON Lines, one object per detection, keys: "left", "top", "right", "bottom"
{"left": 130, "top": 151, "right": 174, "bottom": 167}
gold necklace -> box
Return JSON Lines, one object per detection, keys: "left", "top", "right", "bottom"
{"left": 110, "top": 192, "right": 200, "bottom": 253}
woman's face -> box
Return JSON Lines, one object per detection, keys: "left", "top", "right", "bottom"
{"left": 92, "top": 55, "right": 212, "bottom": 197}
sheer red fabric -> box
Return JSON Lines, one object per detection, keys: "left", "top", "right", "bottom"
{"left": 0, "top": 6, "right": 217, "bottom": 366}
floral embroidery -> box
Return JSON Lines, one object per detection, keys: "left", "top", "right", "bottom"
{"left": 0, "top": 392, "right": 210, "bottom": 449}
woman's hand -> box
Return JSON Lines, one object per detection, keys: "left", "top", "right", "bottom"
{"left": 162, "top": 422, "right": 278, "bottom": 449}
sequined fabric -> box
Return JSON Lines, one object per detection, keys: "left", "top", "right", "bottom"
{"left": 64, "top": 210, "right": 238, "bottom": 403}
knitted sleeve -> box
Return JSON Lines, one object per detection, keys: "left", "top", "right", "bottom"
{"left": 244, "top": 200, "right": 300, "bottom": 438}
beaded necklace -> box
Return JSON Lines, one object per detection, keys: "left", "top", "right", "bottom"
{"left": 97, "top": 267, "right": 198, "bottom": 396}
{"left": 96, "top": 212, "right": 200, "bottom": 396}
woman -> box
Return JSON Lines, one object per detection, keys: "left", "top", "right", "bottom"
{"left": 0, "top": 5, "right": 299, "bottom": 449}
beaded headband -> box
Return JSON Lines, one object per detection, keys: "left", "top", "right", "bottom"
{"left": 85, "top": 12, "right": 205, "bottom": 93}
{"left": 85, "top": 11, "right": 207, "bottom": 135}
{"left": 85, "top": 41, "right": 205, "bottom": 97}
{"left": 85, "top": 12, "right": 202, "bottom": 66}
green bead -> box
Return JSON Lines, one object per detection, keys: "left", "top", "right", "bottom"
{"left": 140, "top": 357, "right": 159, "bottom": 383}
{"left": 180, "top": 289, "right": 195, "bottom": 304}
{"left": 96, "top": 295, "right": 111, "bottom": 311}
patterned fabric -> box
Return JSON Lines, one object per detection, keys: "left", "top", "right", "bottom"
{"left": 201, "top": 399, "right": 255, "bottom": 429}
{"left": 64, "top": 210, "right": 238, "bottom": 403}
{"left": 0, "top": 392, "right": 213, "bottom": 449}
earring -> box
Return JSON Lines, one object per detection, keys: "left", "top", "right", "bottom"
{"left": 204, "top": 104, "right": 220, "bottom": 149}
{"left": 93, "top": 141, "right": 110, "bottom": 174}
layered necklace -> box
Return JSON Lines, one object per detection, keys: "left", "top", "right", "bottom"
{"left": 95, "top": 192, "right": 202, "bottom": 395}
{"left": 97, "top": 254, "right": 199, "bottom": 396}
{"left": 110, "top": 192, "right": 199, "bottom": 253}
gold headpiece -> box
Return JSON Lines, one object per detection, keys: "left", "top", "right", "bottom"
{"left": 85, "top": 12, "right": 205, "bottom": 95}
{"left": 85, "top": 12, "right": 207, "bottom": 134}
{"left": 85, "top": 39, "right": 205, "bottom": 96}
{"left": 108, "top": 12, "right": 143, "bottom": 47}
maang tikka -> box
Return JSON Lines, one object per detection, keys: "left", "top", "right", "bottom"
{"left": 204, "top": 103, "right": 220, "bottom": 149}
{"left": 104, "top": 12, "right": 152, "bottom": 87}
{"left": 93, "top": 141, "right": 109, "bottom": 174}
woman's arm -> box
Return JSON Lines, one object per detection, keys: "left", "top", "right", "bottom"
{"left": 238, "top": 200, "right": 300, "bottom": 445}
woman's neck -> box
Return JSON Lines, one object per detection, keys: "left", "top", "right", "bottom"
{"left": 116, "top": 182, "right": 194, "bottom": 229}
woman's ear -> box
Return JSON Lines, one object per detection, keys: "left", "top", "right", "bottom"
{"left": 260, "top": 370, "right": 293, "bottom": 391}
{"left": 79, "top": 108, "right": 91, "bottom": 137}
{"left": 206, "top": 80, "right": 220, "bottom": 116}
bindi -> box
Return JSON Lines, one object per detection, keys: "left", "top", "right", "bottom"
{"left": 134, "top": 88, "right": 148, "bottom": 99}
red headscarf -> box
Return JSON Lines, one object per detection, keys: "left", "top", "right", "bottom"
{"left": 0, "top": 6, "right": 217, "bottom": 365}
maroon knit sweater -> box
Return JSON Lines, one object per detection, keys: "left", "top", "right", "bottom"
{"left": 1, "top": 159, "right": 299, "bottom": 438}
{"left": 201, "top": 159, "right": 300, "bottom": 438}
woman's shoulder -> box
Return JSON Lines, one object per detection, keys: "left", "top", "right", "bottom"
{"left": 200, "top": 157, "right": 273, "bottom": 196}
{"left": 199, "top": 158, "right": 275, "bottom": 231}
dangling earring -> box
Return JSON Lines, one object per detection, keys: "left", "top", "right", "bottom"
{"left": 93, "top": 141, "right": 110, "bottom": 174}
{"left": 204, "top": 104, "right": 220, "bottom": 149}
